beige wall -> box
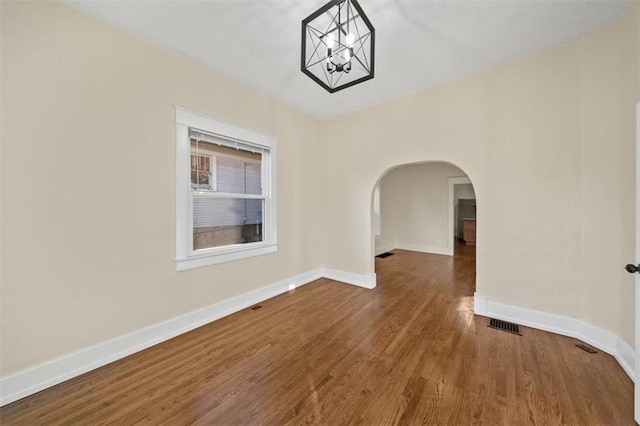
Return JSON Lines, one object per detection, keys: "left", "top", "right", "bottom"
{"left": 578, "top": 3, "right": 638, "bottom": 347}
{"left": 322, "top": 3, "right": 640, "bottom": 346}
{"left": 1, "top": 2, "right": 322, "bottom": 375}
{"left": 2, "top": 0, "right": 639, "bottom": 382}
{"left": 374, "top": 162, "right": 467, "bottom": 255}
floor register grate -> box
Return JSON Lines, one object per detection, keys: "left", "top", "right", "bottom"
{"left": 376, "top": 252, "right": 394, "bottom": 259}
{"left": 488, "top": 318, "right": 522, "bottom": 336}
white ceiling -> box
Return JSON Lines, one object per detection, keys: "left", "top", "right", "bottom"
{"left": 67, "top": 0, "right": 629, "bottom": 120}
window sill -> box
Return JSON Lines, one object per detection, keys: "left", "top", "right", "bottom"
{"left": 175, "top": 243, "right": 277, "bottom": 271}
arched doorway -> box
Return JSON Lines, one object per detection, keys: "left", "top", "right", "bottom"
{"left": 371, "top": 161, "right": 477, "bottom": 295}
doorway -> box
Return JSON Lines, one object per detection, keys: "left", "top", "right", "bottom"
{"left": 372, "top": 162, "right": 477, "bottom": 294}
{"left": 449, "top": 177, "right": 476, "bottom": 252}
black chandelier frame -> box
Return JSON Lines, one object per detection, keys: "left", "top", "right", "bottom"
{"left": 301, "top": 0, "right": 375, "bottom": 93}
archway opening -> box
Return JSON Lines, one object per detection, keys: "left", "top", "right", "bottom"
{"left": 371, "top": 161, "right": 477, "bottom": 297}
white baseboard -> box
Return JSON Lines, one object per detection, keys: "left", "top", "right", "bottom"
{"left": 616, "top": 338, "right": 635, "bottom": 381}
{"left": 374, "top": 243, "right": 454, "bottom": 257}
{"left": 395, "top": 243, "right": 453, "bottom": 256}
{"left": 374, "top": 244, "right": 395, "bottom": 256}
{"left": 0, "top": 268, "right": 323, "bottom": 407}
{"left": 322, "top": 268, "right": 377, "bottom": 289}
{"left": 20, "top": 272, "right": 623, "bottom": 408}
{"left": 474, "top": 293, "right": 635, "bottom": 382}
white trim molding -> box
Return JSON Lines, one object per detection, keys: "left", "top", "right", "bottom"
{"left": 0, "top": 269, "right": 323, "bottom": 407}
{"left": 0, "top": 268, "right": 382, "bottom": 407}
{"left": 322, "top": 268, "right": 377, "bottom": 289}
{"left": 634, "top": 102, "right": 640, "bottom": 422}
{"left": 394, "top": 243, "right": 452, "bottom": 256}
{"left": 474, "top": 293, "right": 635, "bottom": 382}
{"left": 374, "top": 244, "right": 395, "bottom": 257}
{"left": 375, "top": 244, "right": 452, "bottom": 257}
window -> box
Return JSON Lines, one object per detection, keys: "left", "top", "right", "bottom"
{"left": 175, "top": 107, "right": 277, "bottom": 271}
{"left": 190, "top": 135, "right": 264, "bottom": 250}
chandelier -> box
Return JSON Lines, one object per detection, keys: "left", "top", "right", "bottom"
{"left": 301, "top": 0, "right": 375, "bottom": 93}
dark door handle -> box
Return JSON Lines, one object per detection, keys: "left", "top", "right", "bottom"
{"left": 625, "top": 264, "right": 640, "bottom": 274}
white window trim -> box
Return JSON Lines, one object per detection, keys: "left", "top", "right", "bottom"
{"left": 175, "top": 106, "right": 278, "bottom": 271}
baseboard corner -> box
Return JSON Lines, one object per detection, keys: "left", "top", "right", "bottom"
{"left": 322, "top": 268, "right": 376, "bottom": 289}
{"left": 395, "top": 243, "right": 453, "bottom": 257}
{"left": 615, "top": 337, "right": 635, "bottom": 382}
{"left": 474, "top": 293, "right": 488, "bottom": 316}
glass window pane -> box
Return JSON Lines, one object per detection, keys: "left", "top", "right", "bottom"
{"left": 245, "top": 163, "right": 262, "bottom": 195}
{"left": 191, "top": 139, "right": 262, "bottom": 195}
{"left": 191, "top": 152, "right": 213, "bottom": 190}
{"left": 191, "top": 170, "right": 212, "bottom": 190}
{"left": 217, "top": 157, "right": 245, "bottom": 193}
{"left": 192, "top": 197, "right": 263, "bottom": 250}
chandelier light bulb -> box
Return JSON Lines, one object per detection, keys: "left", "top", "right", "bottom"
{"left": 346, "top": 33, "right": 355, "bottom": 48}
{"left": 326, "top": 33, "right": 335, "bottom": 49}
{"left": 326, "top": 33, "right": 335, "bottom": 64}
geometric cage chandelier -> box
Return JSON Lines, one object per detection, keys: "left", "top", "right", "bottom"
{"left": 301, "top": 0, "right": 375, "bottom": 93}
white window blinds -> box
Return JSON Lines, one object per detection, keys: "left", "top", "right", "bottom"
{"left": 189, "top": 128, "right": 265, "bottom": 239}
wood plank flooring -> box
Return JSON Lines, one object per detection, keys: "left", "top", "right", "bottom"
{"left": 1, "top": 243, "right": 634, "bottom": 424}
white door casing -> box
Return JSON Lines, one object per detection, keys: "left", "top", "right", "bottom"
{"left": 635, "top": 102, "right": 640, "bottom": 424}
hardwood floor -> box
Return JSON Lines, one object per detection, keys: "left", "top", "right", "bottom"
{"left": 1, "top": 243, "right": 634, "bottom": 425}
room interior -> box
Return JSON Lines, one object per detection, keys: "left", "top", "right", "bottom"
{"left": 2, "top": 0, "right": 640, "bottom": 422}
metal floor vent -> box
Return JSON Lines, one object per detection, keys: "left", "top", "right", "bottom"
{"left": 488, "top": 318, "right": 522, "bottom": 336}
{"left": 376, "top": 252, "right": 394, "bottom": 259}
